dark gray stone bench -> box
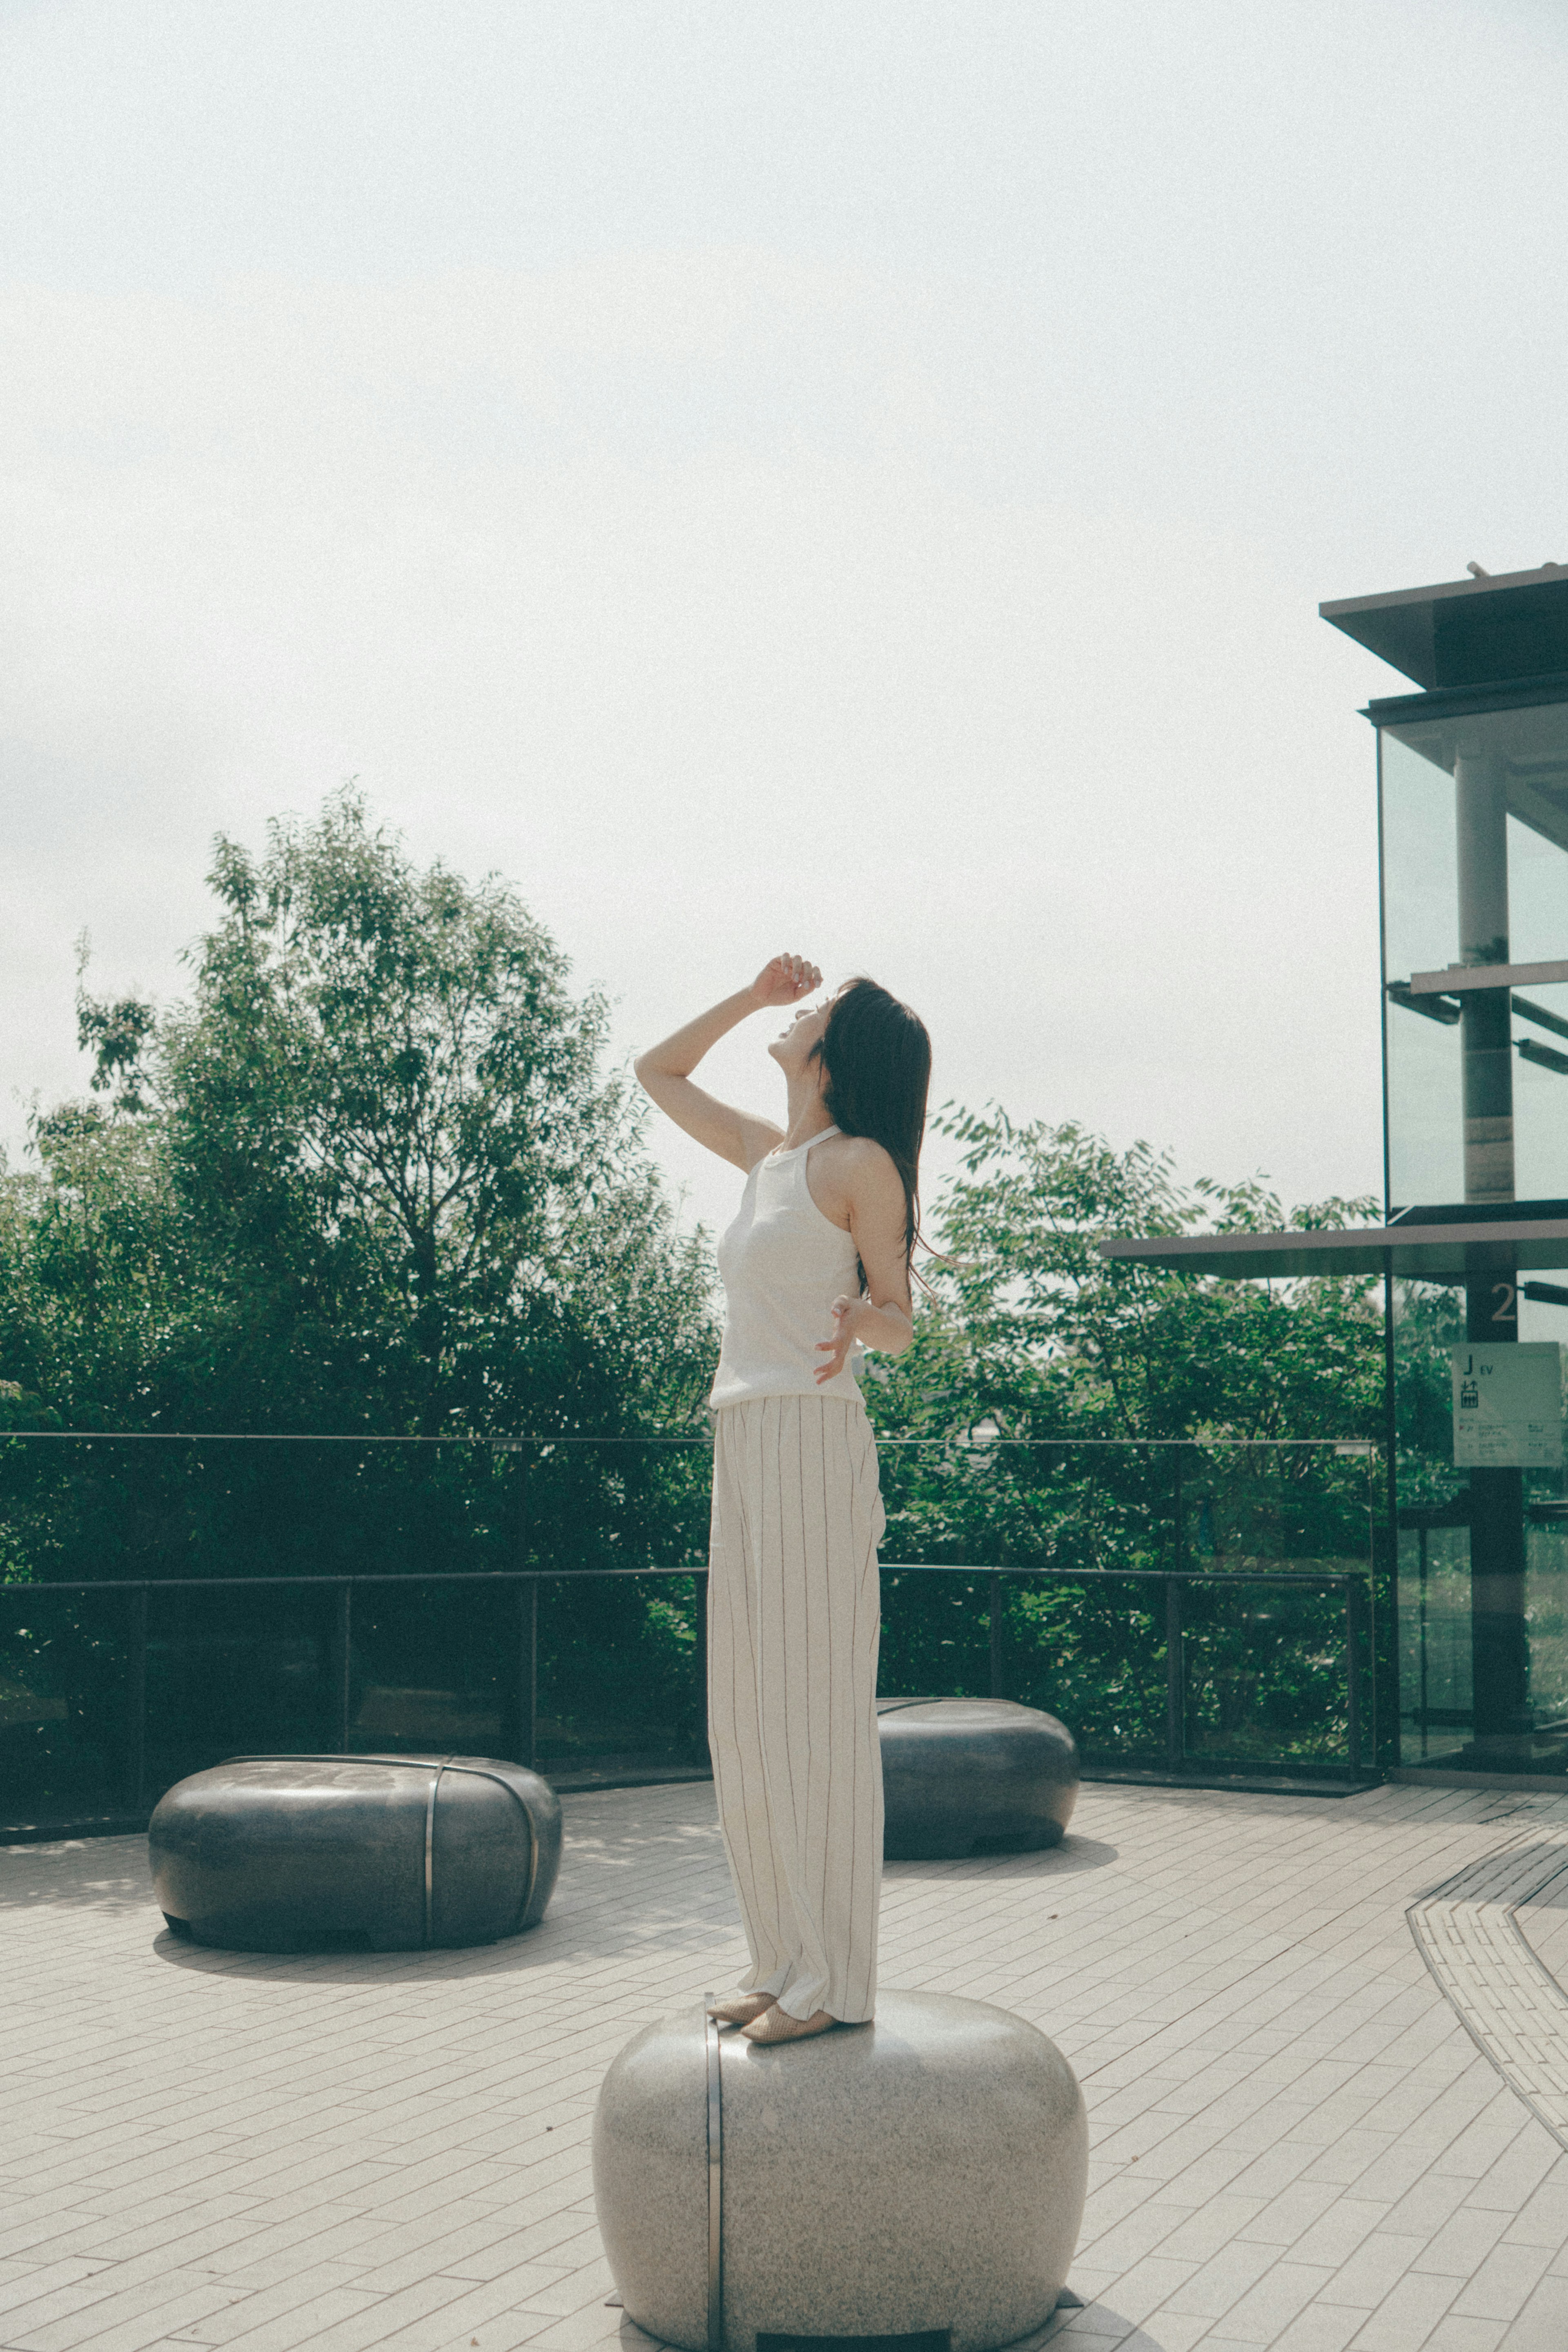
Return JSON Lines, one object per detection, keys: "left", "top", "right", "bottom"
{"left": 149, "top": 1753, "right": 561, "bottom": 1952}
{"left": 879, "top": 1696, "right": 1080, "bottom": 1858}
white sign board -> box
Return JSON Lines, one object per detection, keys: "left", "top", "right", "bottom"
{"left": 1451, "top": 1342, "right": 1564, "bottom": 1468}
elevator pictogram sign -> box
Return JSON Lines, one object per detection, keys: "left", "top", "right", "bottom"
{"left": 1451, "top": 1342, "right": 1564, "bottom": 1468}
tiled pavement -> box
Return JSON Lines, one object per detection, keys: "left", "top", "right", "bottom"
{"left": 8, "top": 1779, "right": 1568, "bottom": 2352}
{"left": 1410, "top": 1830, "right": 1568, "bottom": 2149}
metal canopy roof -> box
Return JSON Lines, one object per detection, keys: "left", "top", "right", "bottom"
{"left": 1321, "top": 564, "right": 1568, "bottom": 693}
{"left": 1097, "top": 1215, "right": 1568, "bottom": 1282}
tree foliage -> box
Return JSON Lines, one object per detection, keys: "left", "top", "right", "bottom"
{"left": 0, "top": 791, "right": 717, "bottom": 1581}
{"left": 1, "top": 818, "right": 1391, "bottom": 1786}
{"left": 867, "top": 1112, "right": 1385, "bottom": 1757}
{"left": 885, "top": 1109, "right": 1382, "bottom": 1443}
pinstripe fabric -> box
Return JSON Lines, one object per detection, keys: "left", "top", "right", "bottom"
{"left": 707, "top": 1393, "right": 885, "bottom": 2024}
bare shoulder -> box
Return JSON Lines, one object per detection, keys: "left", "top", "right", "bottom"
{"left": 827, "top": 1131, "right": 898, "bottom": 1177}
{"left": 817, "top": 1132, "right": 903, "bottom": 1203}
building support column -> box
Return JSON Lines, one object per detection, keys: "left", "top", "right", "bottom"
{"left": 1456, "top": 745, "right": 1514, "bottom": 1204}
{"left": 1465, "top": 1255, "right": 1528, "bottom": 1756}
{"left": 1456, "top": 742, "right": 1529, "bottom": 1758}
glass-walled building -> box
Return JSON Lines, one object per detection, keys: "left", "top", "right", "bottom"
{"left": 1381, "top": 696, "right": 1568, "bottom": 1214}
{"left": 1105, "top": 564, "right": 1568, "bottom": 1776}
{"left": 1371, "top": 620, "right": 1568, "bottom": 1773}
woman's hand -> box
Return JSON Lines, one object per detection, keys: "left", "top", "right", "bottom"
{"left": 814, "top": 1294, "right": 864, "bottom": 1385}
{"left": 635, "top": 956, "right": 821, "bottom": 1171}
{"left": 750, "top": 953, "right": 822, "bottom": 1010}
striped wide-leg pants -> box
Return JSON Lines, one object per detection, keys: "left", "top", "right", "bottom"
{"left": 706, "top": 1393, "right": 884, "bottom": 2024}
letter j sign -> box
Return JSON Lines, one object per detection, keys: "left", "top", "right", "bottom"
{"left": 1451, "top": 1342, "right": 1564, "bottom": 1468}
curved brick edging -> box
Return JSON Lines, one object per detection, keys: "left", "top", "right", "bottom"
{"left": 1409, "top": 1830, "right": 1568, "bottom": 2149}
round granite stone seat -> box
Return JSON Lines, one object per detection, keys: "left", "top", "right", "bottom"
{"left": 879, "top": 1696, "right": 1080, "bottom": 1859}
{"left": 148, "top": 1753, "right": 561, "bottom": 1952}
{"left": 593, "top": 1988, "right": 1088, "bottom": 2352}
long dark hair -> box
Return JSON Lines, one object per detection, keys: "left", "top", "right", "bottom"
{"left": 812, "top": 976, "right": 932, "bottom": 1281}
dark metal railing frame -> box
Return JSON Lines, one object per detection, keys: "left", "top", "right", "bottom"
{"left": 1, "top": 1557, "right": 1374, "bottom": 1817}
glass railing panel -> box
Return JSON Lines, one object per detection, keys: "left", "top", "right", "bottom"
{"left": 1181, "top": 1579, "right": 1354, "bottom": 1766}
{"left": 144, "top": 1582, "right": 338, "bottom": 1791}
{"left": 1526, "top": 1514, "right": 1568, "bottom": 1762}
{"left": 535, "top": 1572, "right": 705, "bottom": 1781}
{"left": 877, "top": 1438, "right": 1178, "bottom": 1576}
{"left": 877, "top": 1569, "right": 992, "bottom": 1697}
{"left": 0, "top": 1431, "right": 1383, "bottom": 1819}
{"left": 0, "top": 1436, "right": 529, "bottom": 1583}
{"left": 345, "top": 1577, "right": 523, "bottom": 1758}
{"left": 1397, "top": 1523, "right": 1472, "bottom": 1764}
{"left": 1003, "top": 1574, "right": 1169, "bottom": 1763}
{"left": 0, "top": 1586, "right": 135, "bottom": 1817}
{"left": 521, "top": 1443, "right": 710, "bottom": 1576}
{"left": 1180, "top": 1443, "right": 1375, "bottom": 1574}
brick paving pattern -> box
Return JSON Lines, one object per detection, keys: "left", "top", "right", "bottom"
{"left": 1410, "top": 1832, "right": 1568, "bottom": 2151}
{"left": 7, "top": 1778, "right": 1568, "bottom": 2351}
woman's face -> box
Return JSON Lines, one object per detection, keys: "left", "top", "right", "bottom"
{"left": 768, "top": 997, "right": 831, "bottom": 1079}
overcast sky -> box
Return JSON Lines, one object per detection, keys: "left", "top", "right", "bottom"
{"left": 4, "top": 0, "right": 1566, "bottom": 1244}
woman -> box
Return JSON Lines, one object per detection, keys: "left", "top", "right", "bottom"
{"left": 635, "top": 954, "right": 931, "bottom": 2044}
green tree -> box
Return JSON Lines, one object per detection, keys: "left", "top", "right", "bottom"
{"left": 0, "top": 790, "right": 719, "bottom": 1584}
{"left": 868, "top": 1112, "right": 1384, "bottom": 1759}
{"left": 2, "top": 832, "right": 1393, "bottom": 1788}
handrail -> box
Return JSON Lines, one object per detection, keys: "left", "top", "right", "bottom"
{"left": 1, "top": 1561, "right": 1370, "bottom": 1594}
{"left": 0, "top": 1427, "right": 1378, "bottom": 1449}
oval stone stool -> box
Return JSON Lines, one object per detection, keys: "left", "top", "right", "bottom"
{"left": 149, "top": 1753, "right": 561, "bottom": 1952}
{"left": 593, "top": 1988, "right": 1088, "bottom": 2352}
{"left": 879, "top": 1697, "right": 1080, "bottom": 1859}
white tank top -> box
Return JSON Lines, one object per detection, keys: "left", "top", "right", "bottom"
{"left": 710, "top": 1127, "right": 866, "bottom": 1408}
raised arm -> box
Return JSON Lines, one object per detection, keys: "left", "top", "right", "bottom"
{"left": 634, "top": 954, "right": 822, "bottom": 1171}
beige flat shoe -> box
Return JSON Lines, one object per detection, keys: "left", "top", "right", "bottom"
{"left": 740, "top": 2005, "right": 839, "bottom": 2044}
{"left": 706, "top": 1991, "right": 777, "bottom": 2026}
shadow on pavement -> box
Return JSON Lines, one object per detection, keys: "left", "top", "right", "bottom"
{"left": 0, "top": 1831, "right": 156, "bottom": 1912}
